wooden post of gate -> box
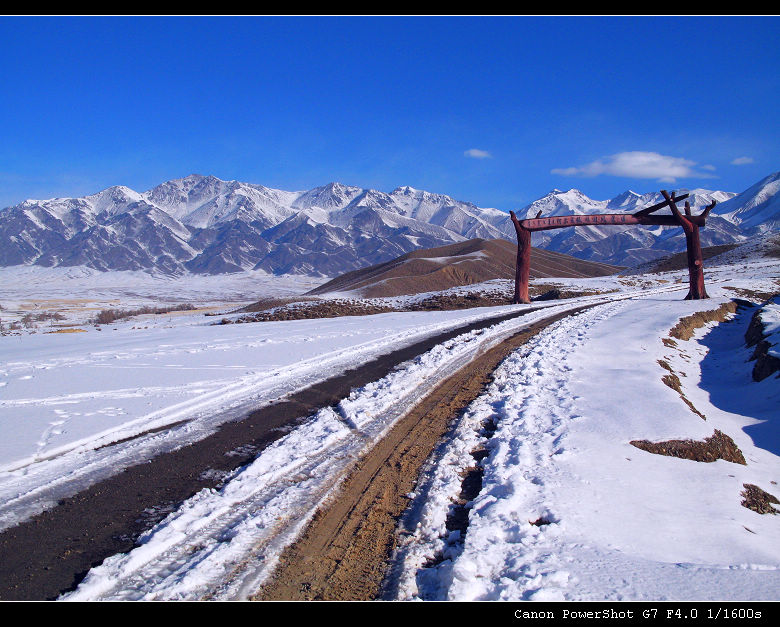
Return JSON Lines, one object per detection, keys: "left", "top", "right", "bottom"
{"left": 660, "top": 190, "right": 715, "bottom": 300}
{"left": 509, "top": 210, "right": 531, "bottom": 304}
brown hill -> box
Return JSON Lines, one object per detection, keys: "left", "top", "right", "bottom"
{"left": 307, "top": 238, "right": 621, "bottom": 298}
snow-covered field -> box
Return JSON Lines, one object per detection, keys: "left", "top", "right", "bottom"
{"left": 0, "top": 265, "right": 324, "bottom": 332}
{"left": 1, "top": 256, "right": 778, "bottom": 601}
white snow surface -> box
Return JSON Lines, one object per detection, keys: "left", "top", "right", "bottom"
{"left": 389, "top": 285, "right": 780, "bottom": 601}
{"left": 0, "top": 255, "right": 778, "bottom": 601}
{"left": 2, "top": 289, "right": 573, "bottom": 532}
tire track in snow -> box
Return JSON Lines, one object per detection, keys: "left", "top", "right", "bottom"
{"left": 255, "top": 305, "right": 600, "bottom": 601}
{"left": 388, "top": 301, "right": 626, "bottom": 601}
{"left": 60, "top": 304, "right": 590, "bottom": 601}
{"left": 0, "top": 304, "right": 571, "bottom": 528}
{"left": 0, "top": 302, "right": 582, "bottom": 600}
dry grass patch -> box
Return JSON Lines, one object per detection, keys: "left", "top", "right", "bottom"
{"left": 45, "top": 328, "right": 87, "bottom": 334}
{"left": 226, "top": 299, "right": 396, "bottom": 323}
{"left": 630, "top": 429, "right": 746, "bottom": 465}
{"left": 741, "top": 484, "right": 780, "bottom": 515}
{"left": 406, "top": 290, "right": 511, "bottom": 311}
{"left": 669, "top": 301, "right": 739, "bottom": 341}
{"left": 91, "top": 304, "right": 198, "bottom": 325}
{"left": 236, "top": 296, "right": 320, "bottom": 314}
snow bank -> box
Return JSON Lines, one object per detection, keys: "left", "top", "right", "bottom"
{"left": 391, "top": 294, "right": 780, "bottom": 601}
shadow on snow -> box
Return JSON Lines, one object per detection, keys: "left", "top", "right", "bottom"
{"left": 697, "top": 303, "right": 780, "bottom": 456}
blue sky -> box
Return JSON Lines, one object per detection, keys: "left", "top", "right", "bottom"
{"left": 0, "top": 15, "right": 777, "bottom": 210}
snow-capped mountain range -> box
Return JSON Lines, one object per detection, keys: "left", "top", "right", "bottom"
{"left": 1, "top": 172, "right": 778, "bottom": 276}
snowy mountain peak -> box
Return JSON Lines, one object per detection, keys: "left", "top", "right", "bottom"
{"left": 86, "top": 185, "right": 145, "bottom": 215}
{"left": 606, "top": 190, "right": 644, "bottom": 211}
{"left": 521, "top": 188, "right": 607, "bottom": 218}
{"left": 0, "top": 172, "right": 776, "bottom": 276}
{"left": 711, "top": 171, "right": 780, "bottom": 233}
{"left": 613, "top": 190, "right": 642, "bottom": 201}
{"left": 541, "top": 188, "right": 598, "bottom": 206}
{"left": 291, "top": 181, "right": 363, "bottom": 211}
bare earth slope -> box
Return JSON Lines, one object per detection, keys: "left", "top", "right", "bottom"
{"left": 308, "top": 238, "right": 621, "bottom": 298}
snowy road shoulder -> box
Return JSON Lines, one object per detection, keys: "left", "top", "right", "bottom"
{"left": 389, "top": 295, "right": 780, "bottom": 601}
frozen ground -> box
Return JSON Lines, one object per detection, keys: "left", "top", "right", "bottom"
{"left": 1, "top": 255, "right": 778, "bottom": 601}
{"left": 758, "top": 296, "right": 780, "bottom": 359}
{"left": 389, "top": 289, "right": 780, "bottom": 601}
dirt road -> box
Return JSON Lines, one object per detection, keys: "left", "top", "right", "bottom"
{"left": 0, "top": 304, "right": 565, "bottom": 601}
{"left": 255, "top": 306, "right": 592, "bottom": 601}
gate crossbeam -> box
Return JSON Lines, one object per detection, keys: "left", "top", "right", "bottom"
{"left": 518, "top": 212, "right": 704, "bottom": 232}
{"left": 509, "top": 190, "right": 716, "bottom": 304}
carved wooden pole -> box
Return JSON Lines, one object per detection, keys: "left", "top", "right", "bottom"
{"left": 509, "top": 210, "right": 531, "bottom": 304}
{"left": 660, "top": 190, "right": 715, "bottom": 300}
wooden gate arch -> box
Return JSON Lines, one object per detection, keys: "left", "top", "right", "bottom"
{"left": 509, "top": 190, "right": 716, "bottom": 304}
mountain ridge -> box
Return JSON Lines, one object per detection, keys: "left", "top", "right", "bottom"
{"left": 1, "top": 172, "right": 777, "bottom": 276}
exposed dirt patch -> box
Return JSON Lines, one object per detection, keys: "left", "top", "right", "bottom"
{"left": 669, "top": 301, "right": 740, "bottom": 341}
{"left": 532, "top": 287, "right": 617, "bottom": 301}
{"left": 223, "top": 285, "right": 617, "bottom": 323}
{"left": 630, "top": 429, "right": 746, "bottom": 465}
{"left": 253, "top": 305, "right": 596, "bottom": 601}
{"left": 234, "top": 296, "right": 320, "bottom": 314}
{"left": 530, "top": 517, "right": 553, "bottom": 526}
{"left": 724, "top": 286, "right": 780, "bottom": 303}
{"left": 748, "top": 343, "right": 780, "bottom": 382}
{"left": 223, "top": 299, "right": 396, "bottom": 323}
{"left": 741, "top": 484, "right": 780, "bottom": 515}
{"left": 401, "top": 291, "right": 510, "bottom": 311}
{"left": 657, "top": 359, "right": 706, "bottom": 420}
{"left": 745, "top": 306, "right": 770, "bottom": 348}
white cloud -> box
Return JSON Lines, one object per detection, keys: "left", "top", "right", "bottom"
{"left": 464, "top": 148, "right": 492, "bottom": 159}
{"left": 551, "top": 151, "right": 717, "bottom": 183}
{"left": 731, "top": 156, "right": 755, "bottom": 165}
